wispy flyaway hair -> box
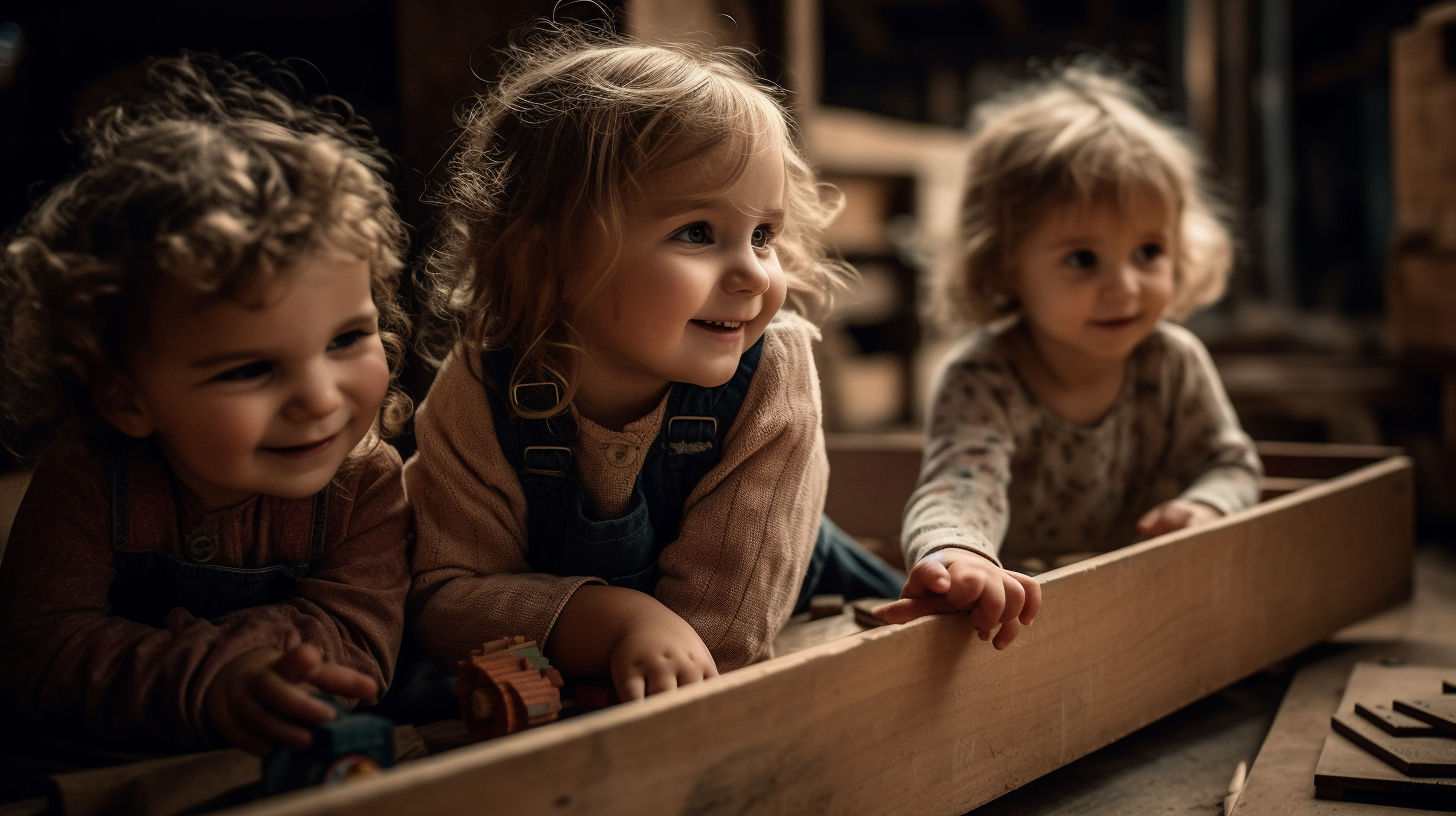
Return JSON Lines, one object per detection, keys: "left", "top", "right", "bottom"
{"left": 424, "top": 23, "right": 849, "bottom": 415}
{"left": 947, "top": 61, "right": 1232, "bottom": 324}
{"left": 0, "top": 53, "right": 411, "bottom": 455}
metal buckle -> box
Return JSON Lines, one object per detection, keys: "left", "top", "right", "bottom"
{"left": 512, "top": 382, "right": 561, "bottom": 413}
{"left": 523, "top": 445, "right": 572, "bottom": 477}
{"left": 667, "top": 415, "right": 718, "bottom": 436}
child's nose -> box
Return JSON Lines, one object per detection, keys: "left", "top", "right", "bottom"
{"left": 1105, "top": 263, "right": 1139, "bottom": 298}
{"left": 286, "top": 363, "right": 344, "bottom": 420}
{"left": 722, "top": 244, "right": 771, "bottom": 296}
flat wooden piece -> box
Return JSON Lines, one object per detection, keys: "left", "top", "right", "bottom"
{"left": 1330, "top": 709, "right": 1456, "bottom": 777}
{"left": 1397, "top": 698, "right": 1456, "bottom": 736}
{"left": 223, "top": 457, "right": 1414, "bottom": 816}
{"left": 1356, "top": 701, "right": 1446, "bottom": 737}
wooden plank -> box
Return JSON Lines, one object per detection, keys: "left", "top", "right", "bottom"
{"left": 221, "top": 457, "right": 1414, "bottom": 816}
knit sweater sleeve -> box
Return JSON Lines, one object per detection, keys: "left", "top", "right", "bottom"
{"left": 654, "top": 316, "right": 828, "bottom": 672}
{"left": 1160, "top": 324, "right": 1264, "bottom": 515}
{"left": 405, "top": 352, "right": 600, "bottom": 667}
{"left": 900, "top": 337, "right": 1014, "bottom": 568}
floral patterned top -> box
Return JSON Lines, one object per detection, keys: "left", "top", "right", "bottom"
{"left": 902, "top": 320, "right": 1262, "bottom": 572}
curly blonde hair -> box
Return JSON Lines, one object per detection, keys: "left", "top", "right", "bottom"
{"left": 0, "top": 53, "right": 412, "bottom": 456}
{"left": 423, "top": 23, "right": 849, "bottom": 415}
{"left": 946, "top": 63, "right": 1232, "bottom": 324}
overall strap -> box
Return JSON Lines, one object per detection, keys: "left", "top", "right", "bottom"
{"left": 110, "top": 447, "right": 130, "bottom": 553}
{"left": 301, "top": 487, "right": 329, "bottom": 575}
{"left": 641, "top": 335, "right": 766, "bottom": 545}
{"left": 480, "top": 346, "right": 581, "bottom": 575}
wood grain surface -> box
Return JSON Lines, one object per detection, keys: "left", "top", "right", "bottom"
{"left": 222, "top": 457, "right": 1414, "bottom": 816}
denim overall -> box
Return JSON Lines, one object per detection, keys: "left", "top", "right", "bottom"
{"left": 481, "top": 340, "right": 904, "bottom": 612}
{"left": 106, "top": 443, "right": 327, "bottom": 627}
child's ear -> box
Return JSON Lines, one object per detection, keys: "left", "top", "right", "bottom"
{"left": 92, "top": 369, "right": 155, "bottom": 439}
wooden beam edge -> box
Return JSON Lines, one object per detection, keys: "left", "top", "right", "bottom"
{"left": 225, "top": 457, "right": 1413, "bottom": 816}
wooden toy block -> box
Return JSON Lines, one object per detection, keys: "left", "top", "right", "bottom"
{"left": 1355, "top": 701, "right": 1446, "bottom": 737}
{"left": 456, "top": 637, "right": 564, "bottom": 742}
{"left": 1394, "top": 697, "right": 1456, "bottom": 736}
{"left": 809, "top": 594, "right": 845, "bottom": 621}
{"left": 1330, "top": 709, "right": 1456, "bottom": 776}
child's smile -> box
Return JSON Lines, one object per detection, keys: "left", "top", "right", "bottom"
{"left": 1014, "top": 197, "right": 1175, "bottom": 369}
{"left": 570, "top": 142, "right": 788, "bottom": 429}
{"left": 100, "top": 251, "right": 390, "bottom": 511}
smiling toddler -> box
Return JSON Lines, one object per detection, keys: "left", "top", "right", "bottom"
{"left": 0, "top": 54, "right": 411, "bottom": 754}
{"left": 881, "top": 65, "right": 1262, "bottom": 644}
{"left": 406, "top": 27, "right": 905, "bottom": 701}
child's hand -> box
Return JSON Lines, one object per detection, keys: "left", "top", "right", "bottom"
{"left": 1136, "top": 498, "right": 1222, "bottom": 540}
{"left": 547, "top": 584, "right": 718, "bottom": 702}
{"left": 874, "top": 548, "right": 1041, "bottom": 649}
{"left": 607, "top": 602, "right": 718, "bottom": 701}
{"left": 203, "top": 643, "right": 377, "bottom": 756}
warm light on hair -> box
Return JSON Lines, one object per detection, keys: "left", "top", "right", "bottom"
{"left": 0, "top": 54, "right": 412, "bottom": 456}
{"left": 422, "top": 24, "right": 849, "bottom": 415}
{"left": 945, "top": 63, "right": 1233, "bottom": 325}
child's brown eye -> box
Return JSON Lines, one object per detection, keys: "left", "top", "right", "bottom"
{"left": 327, "top": 330, "right": 369, "bottom": 351}
{"left": 212, "top": 361, "right": 272, "bottom": 382}
{"left": 751, "top": 225, "right": 775, "bottom": 249}
{"left": 1064, "top": 249, "right": 1096, "bottom": 269}
{"left": 1134, "top": 243, "right": 1164, "bottom": 263}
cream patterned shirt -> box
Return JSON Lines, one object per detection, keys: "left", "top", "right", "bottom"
{"left": 902, "top": 321, "right": 1262, "bottom": 571}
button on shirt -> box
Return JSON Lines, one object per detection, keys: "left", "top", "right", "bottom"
{"left": 574, "top": 406, "right": 666, "bottom": 518}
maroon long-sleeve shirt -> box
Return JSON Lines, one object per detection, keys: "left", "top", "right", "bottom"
{"left": 0, "top": 427, "right": 410, "bottom": 751}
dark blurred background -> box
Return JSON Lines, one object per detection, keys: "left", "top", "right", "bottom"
{"left": 1, "top": 0, "right": 1454, "bottom": 528}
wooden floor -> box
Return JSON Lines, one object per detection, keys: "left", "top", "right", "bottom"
{"left": 968, "top": 545, "right": 1456, "bottom": 816}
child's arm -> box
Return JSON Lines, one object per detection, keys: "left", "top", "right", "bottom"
{"left": 406, "top": 354, "right": 606, "bottom": 668}
{"left": 546, "top": 585, "right": 717, "bottom": 700}
{"left": 651, "top": 318, "right": 830, "bottom": 672}
{"left": 1136, "top": 326, "right": 1263, "bottom": 539}
{"left": 0, "top": 436, "right": 396, "bottom": 751}
{"left": 894, "top": 345, "right": 1040, "bottom": 644}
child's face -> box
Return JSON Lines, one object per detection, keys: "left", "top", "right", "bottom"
{"left": 104, "top": 251, "right": 389, "bottom": 510}
{"left": 572, "top": 142, "right": 788, "bottom": 398}
{"left": 1013, "top": 196, "right": 1175, "bottom": 363}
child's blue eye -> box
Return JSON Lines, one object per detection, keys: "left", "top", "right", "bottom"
{"left": 212, "top": 361, "right": 272, "bottom": 382}
{"left": 328, "top": 330, "right": 370, "bottom": 351}
{"left": 672, "top": 223, "right": 711, "bottom": 244}
{"left": 751, "top": 225, "right": 775, "bottom": 249}
{"left": 1134, "top": 243, "right": 1164, "bottom": 263}
{"left": 1064, "top": 249, "right": 1097, "bottom": 269}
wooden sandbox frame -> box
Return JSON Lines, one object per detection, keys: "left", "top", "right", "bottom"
{"left": 229, "top": 437, "right": 1414, "bottom": 816}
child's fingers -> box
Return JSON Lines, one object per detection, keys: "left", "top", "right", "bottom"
{"left": 232, "top": 688, "right": 314, "bottom": 750}
{"left": 250, "top": 670, "right": 337, "bottom": 724}
{"left": 643, "top": 662, "right": 679, "bottom": 697}
{"left": 998, "top": 574, "right": 1026, "bottom": 624}
{"left": 272, "top": 643, "right": 323, "bottom": 684}
{"left": 941, "top": 563, "right": 989, "bottom": 609}
{"left": 902, "top": 558, "right": 951, "bottom": 598}
{"left": 965, "top": 575, "right": 1005, "bottom": 638}
{"left": 1014, "top": 573, "right": 1042, "bottom": 625}
{"left": 611, "top": 664, "right": 647, "bottom": 702}
{"left": 872, "top": 595, "right": 959, "bottom": 623}
{"left": 991, "top": 617, "right": 1023, "bottom": 651}
{"left": 308, "top": 662, "right": 378, "bottom": 701}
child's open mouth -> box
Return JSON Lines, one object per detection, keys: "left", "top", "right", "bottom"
{"left": 691, "top": 319, "right": 744, "bottom": 334}
{"left": 263, "top": 434, "right": 337, "bottom": 458}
